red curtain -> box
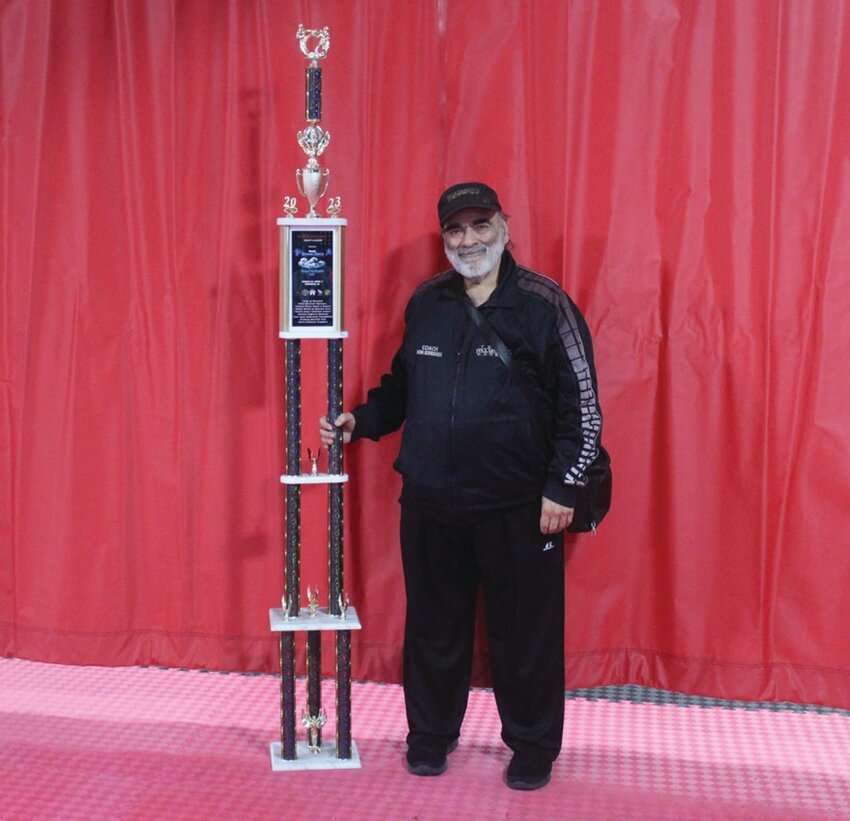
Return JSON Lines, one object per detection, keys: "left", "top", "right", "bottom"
{"left": 3, "top": 0, "right": 850, "bottom": 708}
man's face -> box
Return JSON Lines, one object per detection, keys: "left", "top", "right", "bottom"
{"left": 442, "top": 207, "right": 508, "bottom": 280}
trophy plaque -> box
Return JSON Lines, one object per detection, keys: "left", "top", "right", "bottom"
{"left": 279, "top": 218, "right": 345, "bottom": 338}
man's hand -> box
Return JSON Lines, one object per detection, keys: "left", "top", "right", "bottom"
{"left": 319, "top": 412, "right": 356, "bottom": 447}
{"left": 540, "top": 496, "right": 574, "bottom": 534}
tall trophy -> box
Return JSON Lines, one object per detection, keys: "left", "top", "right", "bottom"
{"left": 269, "top": 24, "right": 361, "bottom": 772}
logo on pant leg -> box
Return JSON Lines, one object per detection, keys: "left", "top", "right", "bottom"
{"left": 543, "top": 540, "right": 555, "bottom": 552}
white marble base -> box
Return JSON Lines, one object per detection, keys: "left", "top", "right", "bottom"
{"left": 269, "top": 606, "right": 362, "bottom": 632}
{"left": 279, "top": 330, "right": 349, "bottom": 340}
{"left": 269, "top": 740, "right": 361, "bottom": 771}
{"left": 280, "top": 472, "right": 349, "bottom": 484}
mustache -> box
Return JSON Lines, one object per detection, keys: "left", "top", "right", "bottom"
{"left": 457, "top": 243, "right": 488, "bottom": 257}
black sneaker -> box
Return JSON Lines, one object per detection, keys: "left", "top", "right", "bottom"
{"left": 405, "top": 738, "right": 459, "bottom": 776}
{"left": 505, "top": 752, "right": 552, "bottom": 791}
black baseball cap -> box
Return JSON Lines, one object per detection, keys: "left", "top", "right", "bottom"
{"left": 437, "top": 182, "right": 502, "bottom": 225}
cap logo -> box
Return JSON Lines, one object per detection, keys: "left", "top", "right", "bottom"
{"left": 446, "top": 186, "right": 482, "bottom": 202}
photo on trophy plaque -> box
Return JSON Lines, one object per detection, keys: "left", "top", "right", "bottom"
{"left": 278, "top": 217, "right": 346, "bottom": 338}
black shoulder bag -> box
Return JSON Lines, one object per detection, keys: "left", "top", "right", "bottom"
{"left": 463, "top": 299, "right": 612, "bottom": 533}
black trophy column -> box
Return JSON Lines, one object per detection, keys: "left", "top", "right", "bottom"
{"left": 336, "top": 628, "right": 352, "bottom": 758}
{"left": 281, "top": 339, "right": 301, "bottom": 760}
{"left": 306, "top": 628, "right": 322, "bottom": 747}
{"left": 305, "top": 65, "right": 322, "bottom": 122}
{"left": 328, "top": 338, "right": 352, "bottom": 758}
{"left": 327, "top": 339, "right": 344, "bottom": 611}
{"left": 303, "top": 337, "right": 322, "bottom": 744}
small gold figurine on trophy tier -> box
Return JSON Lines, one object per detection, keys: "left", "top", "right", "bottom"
{"left": 306, "top": 446, "right": 320, "bottom": 476}
{"left": 301, "top": 707, "right": 328, "bottom": 754}
{"left": 306, "top": 585, "right": 320, "bottom": 617}
{"left": 337, "top": 591, "right": 350, "bottom": 621}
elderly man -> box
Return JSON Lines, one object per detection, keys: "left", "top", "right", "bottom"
{"left": 320, "top": 182, "right": 602, "bottom": 790}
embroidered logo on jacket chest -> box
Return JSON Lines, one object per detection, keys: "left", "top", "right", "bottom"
{"left": 415, "top": 344, "right": 443, "bottom": 358}
{"left": 475, "top": 345, "right": 500, "bottom": 358}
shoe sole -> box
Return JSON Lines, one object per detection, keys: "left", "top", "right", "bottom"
{"left": 407, "top": 760, "right": 448, "bottom": 776}
{"left": 506, "top": 772, "right": 551, "bottom": 791}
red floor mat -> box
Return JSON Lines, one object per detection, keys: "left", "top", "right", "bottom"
{"left": 1, "top": 657, "right": 848, "bottom": 819}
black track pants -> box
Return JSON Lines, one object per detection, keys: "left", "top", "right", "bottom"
{"left": 400, "top": 501, "right": 565, "bottom": 760}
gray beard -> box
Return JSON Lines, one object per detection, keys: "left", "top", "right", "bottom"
{"left": 445, "top": 236, "right": 506, "bottom": 280}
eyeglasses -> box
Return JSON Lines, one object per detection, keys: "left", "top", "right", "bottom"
{"left": 441, "top": 218, "right": 496, "bottom": 242}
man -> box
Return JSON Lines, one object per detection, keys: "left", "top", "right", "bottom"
{"left": 319, "top": 182, "right": 602, "bottom": 790}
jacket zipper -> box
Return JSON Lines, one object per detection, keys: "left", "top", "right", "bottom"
{"left": 450, "top": 309, "right": 472, "bottom": 509}
{"left": 449, "top": 347, "right": 461, "bottom": 508}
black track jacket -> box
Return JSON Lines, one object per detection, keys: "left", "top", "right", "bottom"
{"left": 351, "top": 251, "right": 602, "bottom": 514}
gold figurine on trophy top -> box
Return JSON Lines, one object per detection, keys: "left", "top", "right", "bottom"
{"left": 287, "top": 24, "right": 340, "bottom": 218}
